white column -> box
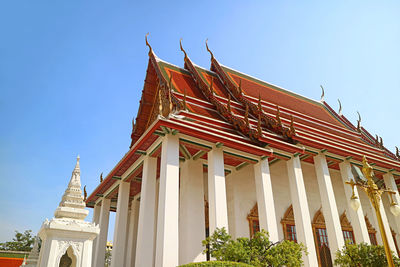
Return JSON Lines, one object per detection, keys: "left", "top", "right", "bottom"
{"left": 125, "top": 197, "right": 140, "bottom": 267}
{"left": 155, "top": 134, "right": 180, "bottom": 267}
{"left": 384, "top": 173, "right": 400, "bottom": 236}
{"left": 94, "top": 198, "right": 111, "bottom": 267}
{"left": 91, "top": 204, "right": 101, "bottom": 265}
{"left": 339, "top": 161, "right": 370, "bottom": 244}
{"left": 208, "top": 147, "right": 229, "bottom": 234}
{"left": 286, "top": 156, "right": 318, "bottom": 266}
{"left": 110, "top": 181, "right": 130, "bottom": 267}
{"left": 314, "top": 153, "right": 345, "bottom": 261}
{"left": 135, "top": 156, "right": 157, "bottom": 267}
{"left": 179, "top": 160, "right": 206, "bottom": 265}
{"left": 253, "top": 158, "right": 279, "bottom": 241}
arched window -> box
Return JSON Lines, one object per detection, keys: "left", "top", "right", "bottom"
{"left": 340, "top": 212, "right": 355, "bottom": 244}
{"left": 247, "top": 204, "right": 260, "bottom": 238}
{"left": 365, "top": 215, "right": 377, "bottom": 245}
{"left": 280, "top": 205, "right": 297, "bottom": 242}
{"left": 312, "top": 209, "right": 333, "bottom": 267}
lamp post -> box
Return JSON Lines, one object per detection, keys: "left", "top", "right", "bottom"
{"left": 346, "top": 156, "right": 400, "bottom": 267}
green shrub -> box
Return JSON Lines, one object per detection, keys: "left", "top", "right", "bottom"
{"left": 179, "top": 261, "right": 254, "bottom": 267}
{"left": 335, "top": 242, "right": 400, "bottom": 267}
{"left": 202, "top": 228, "right": 306, "bottom": 267}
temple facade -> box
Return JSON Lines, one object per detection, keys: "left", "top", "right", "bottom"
{"left": 86, "top": 38, "right": 400, "bottom": 267}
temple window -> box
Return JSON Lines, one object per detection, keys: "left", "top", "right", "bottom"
{"left": 365, "top": 215, "right": 377, "bottom": 245}
{"left": 247, "top": 204, "right": 260, "bottom": 238}
{"left": 312, "top": 209, "right": 333, "bottom": 267}
{"left": 281, "top": 205, "right": 297, "bottom": 242}
{"left": 340, "top": 211, "right": 355, "bottom": 244}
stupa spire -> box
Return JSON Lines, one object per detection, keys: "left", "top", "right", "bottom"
{"left": 54, "top": 155, "right": 88, "bottom": 220}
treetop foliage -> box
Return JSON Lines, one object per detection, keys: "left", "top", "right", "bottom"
{"left": 0, "top": 230, "right": 35, "bottom": 252}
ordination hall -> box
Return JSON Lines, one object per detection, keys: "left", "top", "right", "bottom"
{"left": 84, "top": 37, "right": 400, "bottom": 267}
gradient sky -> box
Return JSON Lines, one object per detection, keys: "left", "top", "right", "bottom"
{"left": 1, "top": 1, "right": 399, "bottom": 242}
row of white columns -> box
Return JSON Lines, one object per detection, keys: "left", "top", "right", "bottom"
{"left": 91, "top": 134, "right": 400, "bottom": 267}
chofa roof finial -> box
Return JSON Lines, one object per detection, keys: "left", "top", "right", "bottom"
{"left": 396, "top": 146, "right": 400, "bottom": 159}
{"left": 320, "top": 85, "right": 325, "bottom": 102}
{"left": 357, "top": 111, "right": 362, "bottom": 132}
{"left": 145, "top": 33, "right": 153, "bottom": 55}
{"left": 205, "top": 39, "right": 214, "bottom": 60}
{"left": 100, "top": 172, "right": 103, "bottom": 183}
{"left": 337, "top": 99, "right": 342, "bottom": 115}
{"left": 180, "top": 38, "right": 188, "bottom": 60}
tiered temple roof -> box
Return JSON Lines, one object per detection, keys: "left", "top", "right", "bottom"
{"left": 86, "top": 37, "right": 400, "bottom": 209}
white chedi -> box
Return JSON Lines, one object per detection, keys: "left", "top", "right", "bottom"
{"left": 54, "top": 155, "right": 88, "bottom": 220}
{"left": 37, "top": 156, "right": 99, "bottom": 267}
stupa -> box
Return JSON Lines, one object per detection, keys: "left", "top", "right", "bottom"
{"left": 37, "top": 156, "right": 99, "bottom": 267}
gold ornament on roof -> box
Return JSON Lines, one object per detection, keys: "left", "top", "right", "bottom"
{"left": 338, "top": 99, "right": 342, "bottom": 115}
{"left": 238, "top": 79, "right": 242, "bottom": 96}
{"left": 179, "top": 38, "right": 188, "bottom": 60}
{"left": 244, "top": 104, "right": 249, "bottom": 128}
{"left": 396, "top": 146, "right": 400, "bottom": 159}
{"left": 276, "top": 106, "right": 282, "bottom": 127}
{"left": 257, "top": 112, "right": 262, "bottom": 137}
{"left": 100, "top": 172, "right": 103, "bottom": 183}
{"left": 320, "top": 85, "right": 325, "bottom": 102}
{"left": 205, "top": 39, "right": 214, "bottom": 60}
{"left": 227, "top": 95, "right": 231, "bottom": 113}
{"left": 290, "top": 115, "right": 296, "bottom": 135}
{"left": 83, "top": 185, "right": 87, "bottom": 202}
{"left": 357, "top": 111, "right": 362, "bottom": 132}
{"left": 145, "top": 33, "right": 153, "bottom": 56}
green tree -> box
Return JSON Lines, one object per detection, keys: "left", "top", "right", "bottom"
{"left": 0, "top": 230, "right": 35, "bottom": 251}
{"left": 202, "top": 228, "right": 306, "bottom": 267}
{"left": 334, "top": 242, "right": 400, "bottom": 267}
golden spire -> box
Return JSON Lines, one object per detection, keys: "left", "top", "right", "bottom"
{"left": 180, "top": 38, "right": 188, "bottom": 60}
{"left": 145, "top": 33, "right": 153, "bottom": 56}
{"left": 205, "top": 39, "right": 214, "bottom": 60}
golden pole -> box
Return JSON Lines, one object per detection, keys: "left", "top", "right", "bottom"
{"left": 346, "top": 156, "right": 396, "bottom": 267}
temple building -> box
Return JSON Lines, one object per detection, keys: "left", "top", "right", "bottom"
{"left": 86, "top": 37, "right": 400, "bottom": 267}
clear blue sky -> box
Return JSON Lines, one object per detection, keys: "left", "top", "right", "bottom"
{"left": 0, "top": 1, "right": 399, "bottom": 242}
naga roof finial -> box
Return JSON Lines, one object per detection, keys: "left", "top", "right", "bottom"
{"left": 380, "top": 137, "right": 384, "bottom": 148}
{"left": 276, "top": 106, "right": 282, "bottom": 127}
{"left": 357, "top": 111, "right": 362, "bottom": 132}
{"left": 180, "top": 38, "right": 188, "bottom": 60}
{"left": 337, "top": 99, "right": 342, "bottom": 115}
{"left": 205, "top": 39, "right": 214, "bottom": 60}
{"left": 290, "top": 115, "right": 296, "bottom": 135}
{"left": 227, "top": 94, "right": 231, "bottom": 113}
{"left": 396, "top": 146, "right": 399, "bottom": 159}
{"left": 238, "top": 79, "right": 242, "bottom": 95}
{"left": 145, "top": 33, "right": 153, "bottom": 55}
{"left": 100, "top": 172, "right": 103, "bottom": 183}
{"left": 244, "top": 104, "right": 249, "bottom": 128}
{"left": 320, "top": 85, "right": 325, "bottom": 102}
{"left": 257, "top": 112, "right": 262, "bottom": 137}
